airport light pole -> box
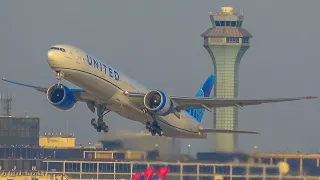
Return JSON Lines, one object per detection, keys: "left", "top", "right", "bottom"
{"left": 188, "top": 144, "right": 191, "bottom": 155}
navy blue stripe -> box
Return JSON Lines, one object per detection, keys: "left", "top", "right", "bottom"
{"left": 157, "top": 90, "right": 166, "bottom": 112}
{"left": 162, "top": 99, "right": 173, "bottom": 116}
{"left": 58, "top": 67, "right": 198, "bottom": 134}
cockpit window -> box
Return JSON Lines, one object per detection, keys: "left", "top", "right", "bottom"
{"left": 50, "top": 47, "right": 66, "bottom": 52}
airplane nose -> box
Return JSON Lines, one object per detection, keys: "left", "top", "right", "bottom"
{"left": 47, "top": 50, "right": 55, "bottom": 61}
{"left": 47, "top": 50, "right": 58, "bottom": 67}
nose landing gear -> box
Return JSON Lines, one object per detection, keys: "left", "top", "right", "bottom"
{"left": 55, "top": 71, "right": 64, "bottom": 88}
{"left": 91, "top": 104, "right": 110, "bottom": 133}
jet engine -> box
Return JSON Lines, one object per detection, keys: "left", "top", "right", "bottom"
{"left": 46, "top": 84, "right": 76, "bottom": 110}
{"left": 143, "top": 90, "right": 174, "bottom": 116}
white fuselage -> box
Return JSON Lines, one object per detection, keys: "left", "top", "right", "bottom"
{"left": 47, "top": 44, "right": 206, "bottom": 139}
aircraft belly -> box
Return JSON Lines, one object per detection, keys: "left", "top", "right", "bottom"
{"left": 63, "top": 69, "right": 117, "bottom": 102}
{"left": 112, "top": 105, "right": 149, "bottom": 122}
{"left": 157, "top": 115, "right": 202, "bottom": 139}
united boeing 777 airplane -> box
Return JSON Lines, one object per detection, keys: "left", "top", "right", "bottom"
{"left": 2, "top": 44, "right": 317, "bottom": 138}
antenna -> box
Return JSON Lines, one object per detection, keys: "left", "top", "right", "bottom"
{"left": 24, "top": 110, "right": 29, "bottom": 118}
{"left": 0, "top": 88, "right": 16, "bottom": 116}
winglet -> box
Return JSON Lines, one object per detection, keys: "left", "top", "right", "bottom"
{"left": 305, "top": 96, "right": 317, "bottom": 99}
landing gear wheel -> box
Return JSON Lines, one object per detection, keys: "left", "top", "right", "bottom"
{"left": 151, "top": 130, "right": 156, "bottom": 136}
{"left": 90, "top": 118, "right": 95, "bottom": 125}
{"left": 146, "top": 121, "right": 151, "bottom": 130}
{"left": 146, "top": 119, "right": 164, "bottom": 136}
{"left": 91, "top": 104, "right": 111, "bottom": 133}
{"left": 96, "top": 118, "right": 104, "bottom": 132}
{"left": 157, "top": 129, "right": 163, "bottom": 136}
{"left": 102, "top": 125, "right": 109, "bottom": 133}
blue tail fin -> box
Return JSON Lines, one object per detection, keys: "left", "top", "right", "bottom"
{"left": 186, "top": 74, "right": 215, "bottom": 123}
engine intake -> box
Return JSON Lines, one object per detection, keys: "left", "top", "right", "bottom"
{"left": 46, "top": 84, "right": 76, "bottom": 110}
{"left": 144, "top": 90, "right": 174, "bottom": 116}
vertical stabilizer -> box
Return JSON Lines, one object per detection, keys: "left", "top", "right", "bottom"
{"left": 186, "top": 74, "right": 215, "bottom": 122}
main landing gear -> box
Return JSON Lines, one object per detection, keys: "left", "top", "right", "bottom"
{"left": 146, "top": 115, "right": 164, "bottom": 136}
{"left": 91, "top": 104, "right": 110, "bottom": 133}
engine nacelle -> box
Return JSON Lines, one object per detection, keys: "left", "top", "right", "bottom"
{"left": 46, "top": 84, "right": 76, "bottom": 110}
{"left": 143, "top": 90, "right": 174, "bottom": 116}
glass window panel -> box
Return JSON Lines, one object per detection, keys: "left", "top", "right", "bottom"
{"left": 232, "top": 166, "right": 246, "bottom": 175}
{"left": 199, "top": 165, "right": 213, "bottom": 174}
{"left": 183, "top": 165, "right": 197, "bottom": 174}
{"left": 115, "top": 163, "right": 131, "bottom": 173}
{"left": 303, "top": 158, "right": 320, "bottom": 176}
{"left": 99, "top": 163, "right": 114, "bottom": 173}
{"left": 215, "top": 166, "right": 230, "bottom": 175}
{"left": 287, "top": 158, "right": 300, "bottom": 176}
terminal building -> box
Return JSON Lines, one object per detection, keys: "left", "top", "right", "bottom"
{"left": 0, "top": 116, "right": 39, "bottom": 146}
{"left": 39, "top": 132, "right": 76, "bottom": 148}
{"left": 1, "top": 145, "right": 320, "bottom": 179}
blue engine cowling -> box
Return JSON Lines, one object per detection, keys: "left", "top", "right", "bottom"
{"left": 46, "top": 84, "right": 76, "bottom": 110}
{"left": 143, "top": 90, "right": 174, "bottom": 116}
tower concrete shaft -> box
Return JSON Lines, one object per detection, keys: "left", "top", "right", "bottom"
{"left": 201, "top": 7, "right": 252, "bottom": 152}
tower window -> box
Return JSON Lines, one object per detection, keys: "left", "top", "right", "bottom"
{"left": 242, "top": 38, "right": 249, "bottom": 43}
{"left": 215, "top": 21, "right": 240, "bottom": 27}
{"left": 226, "top": 37, "right": 240, "bottom": 43}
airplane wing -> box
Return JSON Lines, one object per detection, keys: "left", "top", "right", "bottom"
{"left": 128, "top": 92, "right": 317, "bottom": 111}
{"left": 170, "top": 96, "right": 317, "bottom": 110}
{"left": 2, "top": 78, "right": 48, "bottom": 93}
{"left": 1, "top": 78, "right": 94, "bottom": 102}
{"left": 199, "top": 128, "right": 259, "bottom": 134}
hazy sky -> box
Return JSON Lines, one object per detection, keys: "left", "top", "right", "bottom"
{"left": 0, "top": 0, "right": 319, "bottom": 154}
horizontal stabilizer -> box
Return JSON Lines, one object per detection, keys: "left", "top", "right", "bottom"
{"left": 199, "top": 128, "right": 259, "bottom": 134}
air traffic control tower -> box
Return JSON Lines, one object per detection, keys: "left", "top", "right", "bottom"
{"left": 201, "top": 7, "right": 253, "bottom": 152}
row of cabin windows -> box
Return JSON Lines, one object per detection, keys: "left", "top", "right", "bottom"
{"left": 215, "top": 21, "right": 242, "bottom": 27}
{"left": 226, "top": 37, "right": 249, "bottom": 43}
